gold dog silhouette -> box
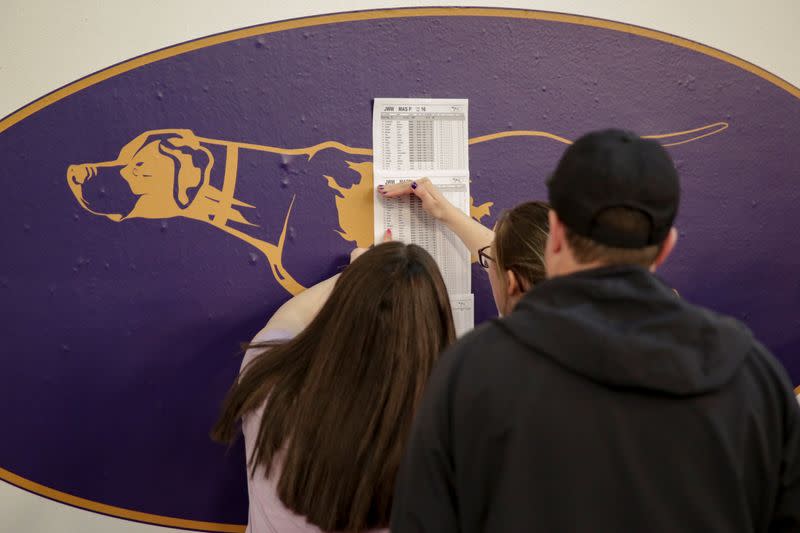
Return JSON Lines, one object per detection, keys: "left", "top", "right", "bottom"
{"left": 66, "top": 129, "right": 377, "bottom": 295}
{"left": 67, "top": 123, "right": 727, "bottom": 296}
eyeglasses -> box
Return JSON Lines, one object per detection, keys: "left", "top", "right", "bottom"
{"left": 477, "top": 245, "right": 495, "bottom": 269}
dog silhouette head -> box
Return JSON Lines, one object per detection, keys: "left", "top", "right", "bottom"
{"left": 67, "top": 130, "right": 213, "bottom": 221}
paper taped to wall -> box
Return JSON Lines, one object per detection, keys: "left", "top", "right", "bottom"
{"left": 373, "top": 98, "right": 473, "bottom": 335}
{"left": 450, "top": 293, "right": 475, "bottom": 339}
{"left": 376, "top": 176, "right": 471, "bottom": 295}
{"left": 373, "top": 98, "right": 469, "bottom": 174}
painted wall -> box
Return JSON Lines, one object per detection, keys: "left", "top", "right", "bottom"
{"left": 1, "top": 2, "right": 798, "bottom": 532}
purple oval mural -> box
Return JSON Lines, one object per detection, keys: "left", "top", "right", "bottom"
{"left": 1, "top": 8, "right": 798, "bottom": 531}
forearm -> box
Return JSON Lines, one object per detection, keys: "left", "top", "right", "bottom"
{"left": 263, "top": 273, "right": 341, "bottom": 335}
{"left": 440, "top": 204, "right": 495, "bottom": 259}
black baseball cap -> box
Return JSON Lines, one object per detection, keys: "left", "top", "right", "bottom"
{"left": 547, "top": 129, "right": 680, "bottom": 249}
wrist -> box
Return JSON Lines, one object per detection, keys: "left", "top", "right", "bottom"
{"left": 438, "top": 202, "right": 461, "bottom": 223}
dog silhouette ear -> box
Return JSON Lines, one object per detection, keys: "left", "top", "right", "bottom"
{"left": 157, "top": 140, "right": 212, "bottom": 208}
{"left": 116, "top": 130, "right": 196, "bottom": 164}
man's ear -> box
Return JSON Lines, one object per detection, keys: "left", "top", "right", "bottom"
{"left": 650, "top": 227, "right": 678, "bottom": 272}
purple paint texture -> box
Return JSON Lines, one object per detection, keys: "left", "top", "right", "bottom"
{"left": 0, "top": 13, "right": 798, "bottom": 524}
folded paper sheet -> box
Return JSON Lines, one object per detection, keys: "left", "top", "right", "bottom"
{"left": 373, "top": 98, "right": 474, "bottom": 335}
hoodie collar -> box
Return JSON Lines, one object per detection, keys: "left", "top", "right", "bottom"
{"left": 496, "top": 265, "right": 751, "bottom": 396}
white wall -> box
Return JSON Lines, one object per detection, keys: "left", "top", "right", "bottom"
{"left": 1, "top": 0, "right": 798, "bottom": 121}
{"left": 1, "top": 1, "right": 797, "bottom": 531}
{"left": 0, "top": 481, "right": 189, "bottom": 533}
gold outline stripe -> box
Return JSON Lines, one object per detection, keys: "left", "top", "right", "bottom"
{"left": 469, "top": 130, "right": 572, "bottom": 146}
{"left": 1, "top": 6, "right": 798, "bottom": 530}
{"left": 795, "top": 385, "right": 800, "bottom": 396}
{"left": 0, "top": 467, "right": 244, "bottom": 532}
{"left": 1, "top": 6, "right": 798, "bottom": 136}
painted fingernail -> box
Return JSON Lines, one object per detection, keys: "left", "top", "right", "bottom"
{"left": 411, "top": 182, "right": 418, "bottom": 190}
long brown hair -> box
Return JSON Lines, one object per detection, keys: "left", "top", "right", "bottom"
{"left": 212, "top": 242, "right": 455, "bottom": 531}
{"left": 494, "top": 201, "right": 551, "bottom": 289}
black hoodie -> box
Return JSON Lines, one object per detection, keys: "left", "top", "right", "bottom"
{"left": 391, "top": 266, "right": 800, "bottom": 533}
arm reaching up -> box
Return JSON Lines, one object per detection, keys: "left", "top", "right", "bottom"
{"left": 258, "top": 231, "right": 393, "bottom": 337}
{"left": 258, "top": 273, "right": 341, "bottom": 337}
{"left": 380, "top": 178, "right": 494, "bottom": 259}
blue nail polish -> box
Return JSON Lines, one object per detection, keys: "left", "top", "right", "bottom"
{"left": 411, "top": 182, "right": 418, "bottom": 190}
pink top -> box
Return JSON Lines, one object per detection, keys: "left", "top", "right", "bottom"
{"left": 240, "top": 328, "right": 389, "bottom": 533}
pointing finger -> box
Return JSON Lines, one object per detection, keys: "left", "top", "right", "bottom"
{"left": 410, "top": 179, "right": 434, "bottom": 202}
{"left": 379, "top": 181, "right": 414, "bottom": 198}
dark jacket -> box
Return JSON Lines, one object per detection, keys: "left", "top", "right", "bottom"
{"left": 391, "top": 266, "right": 800, "bottom": 533}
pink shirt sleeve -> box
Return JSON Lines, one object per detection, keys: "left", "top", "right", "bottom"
{"left": 240, "top": 327, "right": 294, "bottom": 373}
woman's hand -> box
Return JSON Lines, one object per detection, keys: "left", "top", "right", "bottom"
{"left": 350, "top": 229, "right": 393, "bottom": 263}
{"left": 379, "top": 178, "right": 456, "bottom": 222}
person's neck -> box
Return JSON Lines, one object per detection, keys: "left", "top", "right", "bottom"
{"left": 551, "top": 258, "right": 607, "bottom": 278}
